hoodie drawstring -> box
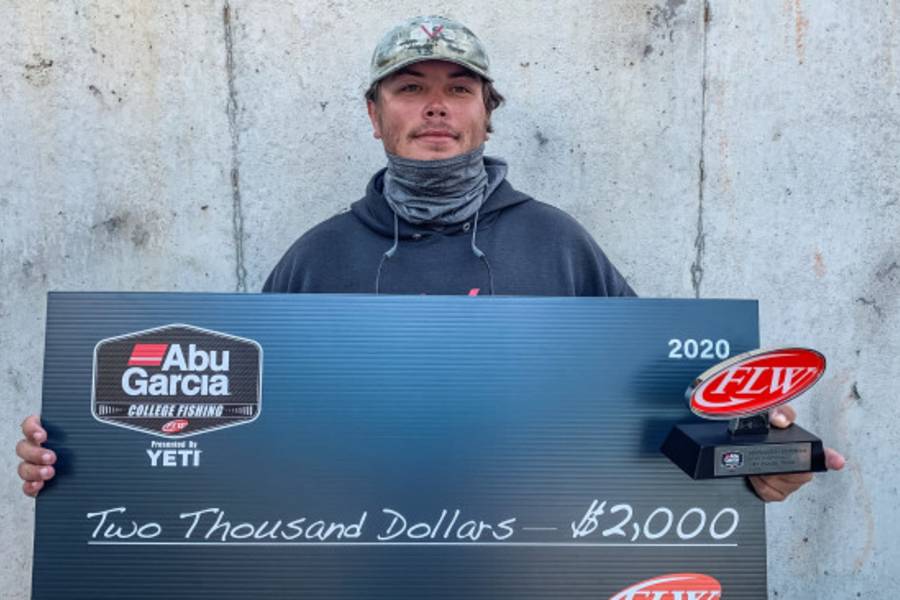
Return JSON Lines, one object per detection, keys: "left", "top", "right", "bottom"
{"left": 470, "top": 209, "right": 495, "bottom": 295}
{"left": 374, "top": 212, "right": 399, "bottom": 294}
{"left": 374, "top": 210, "right": 494, "bottom": 295}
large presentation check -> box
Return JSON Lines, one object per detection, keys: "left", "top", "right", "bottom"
{"left": 34, "top": 293, "right": 765, "bottom": 599}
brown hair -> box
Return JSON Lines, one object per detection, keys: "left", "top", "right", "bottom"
{"left": 365, "top": 77, "right": 506, "bottom": 134}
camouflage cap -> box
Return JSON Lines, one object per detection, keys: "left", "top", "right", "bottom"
{"left": 369, "top": 16, "right": 492, "bottom": 87}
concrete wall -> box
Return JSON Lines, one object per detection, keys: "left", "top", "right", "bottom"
{"left": 1, "top": 1, "right": 896, "bottom": 597}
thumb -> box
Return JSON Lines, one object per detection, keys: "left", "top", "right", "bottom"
{"left": 825, "top": 447, "right": 846, "bottom": 470}
{"left": 770, "top": 405, "right": 795, "bottom": 428}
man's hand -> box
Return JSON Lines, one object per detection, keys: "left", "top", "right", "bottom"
{"left": 16, "top": 415, "right": 57, "bottom": 497}
{"left": 747, "top": 405, "right": 845, "bottom": 502}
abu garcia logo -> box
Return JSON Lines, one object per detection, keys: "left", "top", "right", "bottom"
{"left": 93, "top": 324, "right": 262, "bottom": 438}
{"left": 122, "top": 342, "right": 231, "bottom": 397}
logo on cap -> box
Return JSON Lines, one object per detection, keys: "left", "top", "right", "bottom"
{"left": 421, "top": 24, "right": 444, "bottom": 39}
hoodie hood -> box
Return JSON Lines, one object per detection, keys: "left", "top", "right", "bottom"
{"left": 263, "top": 155, "right": 636, "bottom": 297}
{"left": 351, "top": 156, "right": 531, "bottom": 240}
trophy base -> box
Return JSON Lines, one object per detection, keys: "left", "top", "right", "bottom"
{"left": 661, "top": 422, "right": 827, "bottom": 479}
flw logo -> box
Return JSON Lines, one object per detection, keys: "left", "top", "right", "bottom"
{"left": 688, "top": 348, "right": 826, "bottom": 419}
{"left": 610, "top": 573, "right": 721, "bottom": 599}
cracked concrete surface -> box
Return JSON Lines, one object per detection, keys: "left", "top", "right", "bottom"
{"left": 691, "top": 0, "right": 711, "bottom": 299}
{"left": 223, "top": 1, "right": 248, "bottom": 293}
{"left": 1, "top": 1, "right": 897, "bottom": 598}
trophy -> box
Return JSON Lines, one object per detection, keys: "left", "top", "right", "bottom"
{"left": 661, "top": 347, "right": 829, "bottom": 479}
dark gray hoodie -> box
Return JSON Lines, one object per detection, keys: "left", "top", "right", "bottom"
{"left": 263, "top": 160, "right": 635, "bottom": 297}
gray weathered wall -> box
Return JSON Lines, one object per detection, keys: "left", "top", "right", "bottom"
{"left": 1, "top": 1, "right": 896, "bottom": 597}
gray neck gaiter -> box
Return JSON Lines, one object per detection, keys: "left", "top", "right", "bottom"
{"left": 383, "top": 145, "right": 506, "bottom": 226}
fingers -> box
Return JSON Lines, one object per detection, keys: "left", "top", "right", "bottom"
{"left": 772, "top": 472, "right": 814, "bottom": 485}
{"left": 15, "top": 439, "right": 56, "bottom": 466}
{"left": 825, "top": 447, "right": 846, "bottom": 470}
{"left": 17, "top": 461, "right": 55, "bottom": 483}
{"left": 21, "top": 415, "right": 46, "bottom": 445}
{"left": 748, "top": 476, "right": 787, "bottom": 502}
{"left": 22, "top": 480, "right": 44, "bottom": 498}
{"left": 749, "top": 447, "right": 847, "bottom": 501}
{"left": 749, "top": 471, "right": 814, "bottom": 502}
{"left": 18, "top": 415, "right": 55, "bottom": 498}
{"left": 770, "top": 404, "right": 796, "bottom": 428}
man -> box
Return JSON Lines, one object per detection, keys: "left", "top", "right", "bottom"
{"left": 17, "top": 16, "right": 842, "bottom": 502}
{"left": 262, "top": 17, "right": 633, "bottom": 297}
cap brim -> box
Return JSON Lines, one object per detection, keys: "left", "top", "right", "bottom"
{"left": 371, "top": 56, "right": 492, "bottom": 86}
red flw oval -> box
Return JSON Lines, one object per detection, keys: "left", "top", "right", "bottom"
{"left": 161, "top": 419, "right": 189, "bottom": 433}
{"left": 688, "top": 347, "right": 826, "bottom": 419}
{"left": 609, "top": 572, "right": 722, "bottom": 600}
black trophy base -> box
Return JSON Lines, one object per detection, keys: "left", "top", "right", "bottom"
{"left": 661, "top": 422, "right": 827, "bottom": 479}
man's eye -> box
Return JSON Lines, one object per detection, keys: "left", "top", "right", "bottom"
{"left": 400, "top": 84, "right": 421, "bottom": 92}
{"left": 452, "top": 86, "right": 472, "bottom": 94}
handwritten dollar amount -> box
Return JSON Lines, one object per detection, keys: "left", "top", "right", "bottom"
{"left": 571, "top": 500, "right": 739, "bottom": 542}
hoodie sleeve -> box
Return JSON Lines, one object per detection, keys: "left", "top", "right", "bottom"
{"left": 529, "top": 200, "right": 636, "bottom": 298}
{"left": 261, "top": 209, "right": 382, "bottom": 294}
{"left": 579, "top": 233, "right": 637, "bottom": 297}
{"left": 262, "top": 238, "right": 303, "bottom": 293}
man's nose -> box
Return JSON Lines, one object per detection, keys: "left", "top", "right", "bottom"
{"left": 423, "top": 94, "right": 448, "bottom": 118}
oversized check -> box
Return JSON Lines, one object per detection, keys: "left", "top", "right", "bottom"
{"left": 34, "top": 293, "right": 765, "bottom": 599}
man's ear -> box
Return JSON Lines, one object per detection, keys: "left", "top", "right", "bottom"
{"left": 367, "top": 99, "right": 382, "bottom": 140}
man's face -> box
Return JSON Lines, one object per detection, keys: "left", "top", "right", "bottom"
{"left": 367, "top": 60, "right": 489, "bottom": 161}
